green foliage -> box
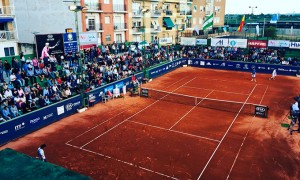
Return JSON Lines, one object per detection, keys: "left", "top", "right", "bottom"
{"left": 264, "top": 26, "right": 277, "bottom": 38}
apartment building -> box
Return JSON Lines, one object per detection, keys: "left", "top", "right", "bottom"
{"left": 82, "top": 0, "right": 129, "bottom": 45}
{"left": 128, "top": 0, "right": 226, "bottom": 44}
{"left": 0, "top": 0, "right": 18, "bottom": 57}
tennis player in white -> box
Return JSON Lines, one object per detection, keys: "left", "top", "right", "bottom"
{"left": 269, "top": 69, "right": 277, "bottom": 80}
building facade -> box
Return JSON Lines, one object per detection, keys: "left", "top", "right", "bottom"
{"left": 0, "top": 0, "right": 18, "bottom": 57}
{"left": 82, "top": 0, "right": 129, "bottom": 45}
{"left": 127, "top": 0, "right": 226, "bottom": 45}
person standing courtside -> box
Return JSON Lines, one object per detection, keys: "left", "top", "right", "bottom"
{"left": 251, "top": 67, "right": 256, "bottom": 82}
{"left": 37, "top": 144, "right": 47, "bottom": 162}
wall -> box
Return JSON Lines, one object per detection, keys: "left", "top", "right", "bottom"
{"left": 14, "top": 0, "right": 82, "bottom": 44}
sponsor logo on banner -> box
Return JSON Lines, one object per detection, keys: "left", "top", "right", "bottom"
{"left": 289, "top": 42, "right": 300, "bottom": 49}
{"left": 228, "top": 39, "right": 247, "bottom": 48}
{"left": 79, "top": 32, "right": 98, "bottom": 45}
{"left": 248, "top": 40, "right": 267, "bottom": 48}
{"left": 243, "top": 64, "right": 249, "bottom": 70}
{"left": 196, "top": 39, "right": 207, "bottom": 45}
{"left": 278, "top": 68, "right": 289, "bottom": 72}
{"left": 206, "top": 62, "right": 211, "bottom": 65}
{"left": 258, "top": 66, "right": 266, "bottom": 70}
{"left": 57, "top": 106, "right": 64, "bottom": 115}
{"left": 220, "top": 62, "right": 226, "bottom": 67}
{"left": 235, "top": 64, "right": 241, "bottom": 69}
{"left": 268, "top": 40, "right": 290, "bottom": 47}
{"left": 211, "top": 38, "right": 229, "bottom": 47}
{"left": 43, "top": 113, "right": 54, "bottom": 120}
{"left": 15, "top": 122, "right": 25, "bottom": 131}
{"left": 0, "top": 130, "right": 8, "bottom": 135}
{"left": 180, "top": 37, "right": 196, "bottom": 46}
{"left": 200, "top": 61, "right": 205, "bottom": 66}
{"left": 89, "top": 94, "right": 96, "bottom": 100}
{"left": 30, "top": 117, "right": 41, "bottom": 124}
{"left": 159, "top": 37, "right": 172, "bottom": 45}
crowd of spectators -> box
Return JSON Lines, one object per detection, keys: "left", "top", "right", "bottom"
{"left": 0, "top": 42, "right": 299, "bottom": 122}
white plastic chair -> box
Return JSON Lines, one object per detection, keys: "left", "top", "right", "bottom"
{"left": 113, "top": 88, "right": 120, "bottom": 98}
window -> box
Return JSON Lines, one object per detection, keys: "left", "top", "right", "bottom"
{"left": 105, "top": 16, "right": 110, "bottom": 24}
{"left": 88, "top": 18, "right": 95, "bottom": 30}
{"left": 116, "top": 34, "right": 122, "bottom": 42}
{"left": 133, "top": 21, "right": 142, "bottom": 27}
{"left": 200, "top": 6, "right": 204, "bottom": 12}
{"left": 199, "top": 18, "right": 203, "bottom": 24}
{"left": 104, "top": 0, "right": 109, "bottom": 4}
{"left": 213, "top": 17, "right": 220, "bottom": 23}
{"left": 4, "top": 47, "right": 15, "bottom": 57}
{"left": 194, "top": 5, "right": 197, "bottom": 12}
{"left": 105, "top": 35, "right": 111, "bottom": 42}
{"left": 215, "top": 6, "right": 220, "bottom": 13}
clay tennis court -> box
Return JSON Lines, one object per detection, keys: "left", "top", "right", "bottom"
{"left": 1, "top": 67, "right": 300, "bottom": 179}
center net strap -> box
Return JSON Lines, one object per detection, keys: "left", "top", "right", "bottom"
{"left": 143, "top": 88, "right": 256, "bottom": 115}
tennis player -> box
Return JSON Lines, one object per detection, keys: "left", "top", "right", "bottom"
{"left": 37, "top": 144, "right": 47, "bottom": 162}
{"left": 269, "top": 69, "right": 277, "bottom": 80}
{"left": 251, "top": 67, "right": 256, "bottom": 82}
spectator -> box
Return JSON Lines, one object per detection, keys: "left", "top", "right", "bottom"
{"left": 4, "top": 60, "right": 11, "bottom": 78}
{"left": 2, "top": 106, "right": 12, "bottom": 120}
{"left": 10, "top": 104, "right": 19, "bottom": 117}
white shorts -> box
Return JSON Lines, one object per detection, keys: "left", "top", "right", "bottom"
{"left": 252, "top": 74, "right": 256, "bottom": 78}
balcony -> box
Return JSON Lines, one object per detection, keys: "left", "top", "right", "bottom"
{"left": 150, "top": 25, "right": 161, "bottom": 33}
{"left": 114, "top": 23, "right": 127, "bottom": 30}
{"left": 0, "top": 6, "right": 14, "bottom": 16}
{"left": 113, "top": 4, "right": 127, "bottom": 12}
{"left": 187, "top": 0, "right": 193, "bottom": 3}
{"left": 164, "top": 10, "right": 172, "bottom": 16}
{"left": 132, "top": 27, "right": 144, "bottom": 34}
{"left": 186, "top": 10, "right": 192, "bottom": 15}
{"left": 132, "top": 11, "right": 143, "bottom": 17}
{"left": 151, "top": 10, "right": 161, "bottom": 17}
{"left": 85, "top": 3, "right": 103, "bottom": 12}
{"left": 0, "top": 31, "right": 17, "bottom": 41}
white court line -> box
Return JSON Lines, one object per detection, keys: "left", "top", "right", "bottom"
{"left": 66, "top": 110, "right": 127, "bottom": 144}
{"left": 129, "top": 120, "right": 220, "bottom": 143}
{"left": 65, "top": 143, "right": 178, "bottom": 180}
{"left": 197, "top": 84, "right": 258, "bottom": 180}
{"left": 226, "top": 85, "right": 269, "bottom": 180}
{"left": 67, "top": 76, "right": 189, "bottom": 145}
{"left": 182, "top": 86, "right": 250, "bottom": 96}
{"left": 195, "top": 77, "right": 265, "bottom": 86}
{"left": 169, "top": 90, "right": 214, "bottom": 130}
{"left": 80, "top": 77, "right": 197, "bottom": 149}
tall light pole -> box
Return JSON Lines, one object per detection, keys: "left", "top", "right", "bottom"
{"left": 249, "top": 6, "right": 257, "bottom": 38}
{"left": 64, "top": 0, "right": 87, "bottom": 107}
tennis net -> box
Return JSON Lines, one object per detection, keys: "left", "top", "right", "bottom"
{"left": 141, "top": 88, "right": 262, "bottom": 115}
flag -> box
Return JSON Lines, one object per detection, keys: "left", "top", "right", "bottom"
{"left": 256, "top": 25, "right": 260, "bottom": 36}
{"left": 194, "top": 25, "right": 199, "bottom": 35}
{"left": 202, "top": 13, "right": 214, "bottom": 30}
{"left": 237, "top": 15, "right": 245, "bottom": 32}
{"left": 270, "top": 14, "right": 279, "bottom": 23}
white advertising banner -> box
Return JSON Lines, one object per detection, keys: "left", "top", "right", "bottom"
{"left": 79, "top": 32, "right": 98, "bottom": 45}
{"left": 196, "top": 39, "right": 208, "bottom": 45}
{"left": 159, "top": 37, "right": 173, "bottom": 45}
{"left": 211, "top": 38, "right": 229, "bottom": 47}
{"left": 228, "top": 39, "right": 248, "bottom": 48}
{"left": 289, "top": 42, "right": 300, "bottom": 49}
{"left": 268, "top": 40, "right": 290, "bottom": 47}
{"left": 180, "top": 37, "right": 196, "bottom": 46}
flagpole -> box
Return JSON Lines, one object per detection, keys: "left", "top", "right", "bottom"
{"left": 262, "top": 18, "right": 265, "bottom": 37}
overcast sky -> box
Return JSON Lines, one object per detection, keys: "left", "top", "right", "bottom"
{"left": 225, "top": 0, "right": 300, "bottom": 14}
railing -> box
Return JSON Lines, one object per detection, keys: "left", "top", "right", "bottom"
{"left": 186, "top": 10, "right": 192, "bottom": 15}
{"left": 0, "top": 31, "right": 17, "bottom": 41}
{"left": 187, "top": 0, "right": 193, "bottom": 2}
{"left": 0, "top": 6, "right": 14, "bottom": 16}
{"left": 85, "top": 3, "right": 102, "bottom": 11}
{"left": 132, "top": 11, "right": 143, "bottom": 16}
{"left": 114, "top": 23, "right": 127, "bottom": 30}
{"left": 151, "top": 10, "right": 161, "bottom": 16}
{"left": 113, "top": 4, "right": 127, "bottom": 12}
{"left": 132, "top": 28, "right": 144, "bottom": 34}
{"left": 150, "top": 25, "right": 161, "bottom": 32}
{"left": 165, "top": 10, "right": 172, "bottom": 16}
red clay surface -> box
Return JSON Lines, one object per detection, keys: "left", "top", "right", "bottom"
{"left": 1, "top": 67, "right": 300, "bottom": 179}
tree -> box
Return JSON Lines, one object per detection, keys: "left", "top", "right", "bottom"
{"left": 264, "top": 26, "right": 277, "bottom": 38}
